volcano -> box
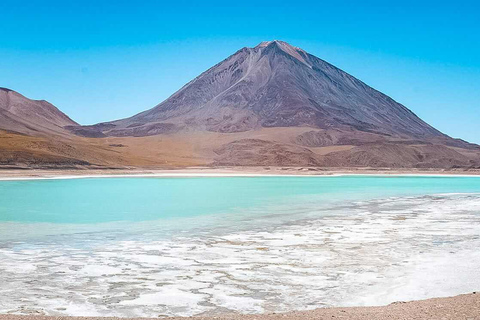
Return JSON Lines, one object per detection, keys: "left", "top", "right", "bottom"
{"left": 90, "top": 40, "right": 443, "bottom": 139}
{"left": 2, "top": 41, "right": 479, "bottom": 169}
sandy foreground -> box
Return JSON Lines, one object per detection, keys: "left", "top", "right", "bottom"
{"left": 0, "top": 293, "right": 478, "bottom": 320}
{"left": 1, "top": 166, "right": 480, "bottom": 179}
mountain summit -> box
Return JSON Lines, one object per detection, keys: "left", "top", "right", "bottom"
{"left": 90, "top": 40, "right": 442, "bottom": 139}
{"left": 1, "top": 41, "right": 479, "bottom": 169}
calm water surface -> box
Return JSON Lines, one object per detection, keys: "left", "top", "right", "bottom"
{"left": 1, "top": 176, "right": 480, "bottom": 224}
{"left": 0, "top": 176, "right": 479, "bottom": 317}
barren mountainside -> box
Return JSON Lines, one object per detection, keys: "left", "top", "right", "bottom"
{"left": 0, "top": 87, "right": 77, "bottom": 136}
{"left": 90, "top": 41, "right": 444, "bottom": 139}
{"left": 1, "top": 41, "right": 479, "bottom": 169}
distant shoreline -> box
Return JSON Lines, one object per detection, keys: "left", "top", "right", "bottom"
{"left": 0, "top": 293, "right": 478, "bottom": 320}
{"left": 0, "top": 166, "right": 480, "bottom": 181}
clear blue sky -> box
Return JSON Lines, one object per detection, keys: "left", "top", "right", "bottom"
{"left": 1, "top": 0, "right": 479, "bottom": 143}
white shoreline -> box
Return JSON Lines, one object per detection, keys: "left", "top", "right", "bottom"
{"left": 1, "top": 172, "right": 480, "bottom": 181}
{"left": 1, "top": 193, "right": 479, "bottom": 317}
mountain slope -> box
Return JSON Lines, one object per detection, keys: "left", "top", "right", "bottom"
{"left": 91, "top": 40, "right": 444, "bottom": 140}
{"left": 0, "top": 87, "right": 77, "bottom": 136}
{"left": 1, "top": 41, "right": 479, "bottom": 169}
{"left": 0, "top": 88, "right": 131, "bottom": 168}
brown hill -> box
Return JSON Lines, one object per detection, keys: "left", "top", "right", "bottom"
{"left": 0, "top": 87, "right": 77, "bottom": 136}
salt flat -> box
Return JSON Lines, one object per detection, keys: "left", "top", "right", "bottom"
{"left": 0, "top": 176, "right": 479, "bottom": 317}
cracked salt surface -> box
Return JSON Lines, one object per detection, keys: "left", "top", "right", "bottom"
{"left": 0, "top": 193, "right": 479, "bottom": 317}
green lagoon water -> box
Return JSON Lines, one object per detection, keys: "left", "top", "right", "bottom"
{"left": 1, "top": 175, "right": 480, "bottom": 317}
{"left": 1, "top": 175, "right": 480, "bottom": 224}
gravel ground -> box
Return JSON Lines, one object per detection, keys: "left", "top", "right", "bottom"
{"left": 0, "top": 293, "right": 478, "bottom": 320}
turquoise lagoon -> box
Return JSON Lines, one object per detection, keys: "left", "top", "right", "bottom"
{"left": 2, "top": 175, "right": 480, "bottom": 224}
{"left": 0, "top": 175, "right": 479, "bottom": 317}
